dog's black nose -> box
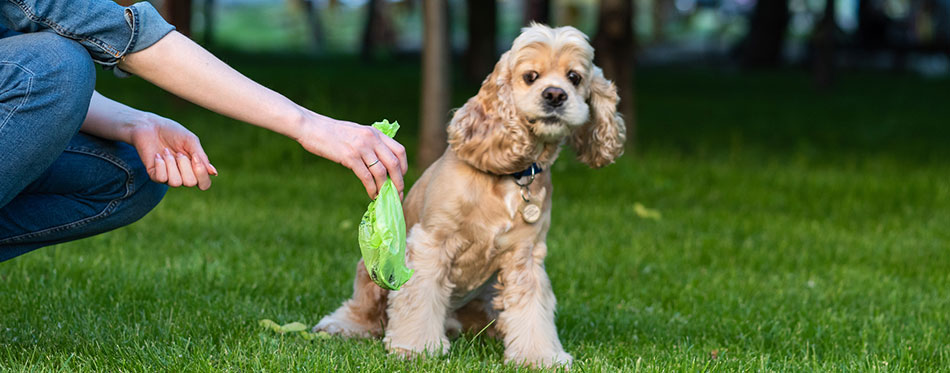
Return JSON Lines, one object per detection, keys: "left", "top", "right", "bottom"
{"left": 542, "top": 87, "right": 567, "bottom": 107}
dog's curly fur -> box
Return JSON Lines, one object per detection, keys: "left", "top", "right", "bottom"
{"left": 314, "top": 23, "right": 625, "bottom": 368}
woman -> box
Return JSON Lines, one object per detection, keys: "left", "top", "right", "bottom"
{"left": 0, "top": 1, "right": 407, "bottom": 261}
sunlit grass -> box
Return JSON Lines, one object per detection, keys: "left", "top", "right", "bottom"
{"left": 1, "top": 58, "right": 948, "bottom": 371}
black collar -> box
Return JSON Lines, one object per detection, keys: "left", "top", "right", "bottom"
{"left": 510, "top": 163, "right": 543, "bottom": 180}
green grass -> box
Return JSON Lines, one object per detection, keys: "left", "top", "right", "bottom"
{"left": 1, "top": 57, "right": 949, "bottom": 371}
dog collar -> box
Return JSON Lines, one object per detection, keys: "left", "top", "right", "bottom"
{"left": 510, "top": 163, "right": 542, "bottom": 188}
{"left": 510, "top": 163, "right": 542, "bottom": 180}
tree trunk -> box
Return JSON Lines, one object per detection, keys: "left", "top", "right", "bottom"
{"left": 361, "top": 0, "right": 395, "bottom": 61}
{"left": 523, "top": 0, "right": 550, "bottom": 25}
{"left": 740, "top": 0, "right": 789, "bottom": 68}
{"left": 465, "top": 0, "right": 496, "bottom": 83}
{"left": 418, "top": 0, "right": 450, "bottom": 170}
{"left": 651, "top": 0, "right": 673, "bottom": 44}
{"left": 812, "top": 0, "right": 836, "bottom": 89}
{"left": 162, "top": 0, "right": 193, "bottom": 38}
{"left": 300, "top": 0, "right": 325, "bottom": 53}
{"left": 202, "top": 0, "right": 215, "bottom": 46}
{"left": 593, "top": 0, "right": 635, "bottom": 146}
{"left": 938, "top": 0, "right": 950, "bottom": 60}
{"left": 857, "top": 0, "right": 887, "bottom": 50}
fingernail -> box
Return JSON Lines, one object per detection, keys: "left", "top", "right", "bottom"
{"left": 177, "top": 152, "right": 187, "bottom": 158}
{"left": 209, "top": 164, "right": 218, "bottom": 176}
{"left": 154, "top": 154, "right": 162, "bottom": 161}
{"left": 164, "top": 148, "right": 172, "bottom": 156}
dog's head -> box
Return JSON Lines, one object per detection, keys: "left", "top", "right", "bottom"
{"left": 448, "top": 23, "right": 626, "bottom": 174}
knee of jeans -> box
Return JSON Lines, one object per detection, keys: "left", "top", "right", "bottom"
{"left": 126, "top": 174, "right": 168, "bottom": 220}
{"left": 32, "top": 33, "right": 96, "bottom": 115}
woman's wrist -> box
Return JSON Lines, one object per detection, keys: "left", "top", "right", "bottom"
{"left": 281, "top": 106, "right": 311, "bottom": 142}
{"left": 287, "top": 108, "right": 339, "bottom": 145}
{"left": 82, "top": 92, "right": 155, "bottom": 145}
{"left": 121, "top": 111, "right": 159, "bottom": 145}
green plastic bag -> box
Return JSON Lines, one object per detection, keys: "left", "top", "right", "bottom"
{"left": 359, "top": 120, "right": 414, "bottom": 290}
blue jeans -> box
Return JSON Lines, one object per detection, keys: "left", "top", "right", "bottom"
{"left": 0, "top": 32, "right": 167, "bottom": 262}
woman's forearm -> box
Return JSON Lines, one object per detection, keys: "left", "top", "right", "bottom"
{"left": 115, "top": 31, "right": 409, "bottom": 198}
{"left": 117, "top": 31, "right": 313, "bottom": 139}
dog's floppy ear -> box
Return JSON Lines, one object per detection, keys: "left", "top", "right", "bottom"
{"left": 447, "top": 52, "right": 537, "bottom": 174}
{"left": 570, "top": 66, "right": 626, "bottom": 168}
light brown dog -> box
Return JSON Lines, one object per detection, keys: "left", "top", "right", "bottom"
{"left": 314, "top": 23, "right": 625, "bottom": 368}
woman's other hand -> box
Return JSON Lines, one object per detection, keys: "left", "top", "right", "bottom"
{"left": 129, "top": 114, "right": 217, "bottom": 190}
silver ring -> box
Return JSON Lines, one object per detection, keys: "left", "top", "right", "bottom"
{"left": 366, "top": 159, "right": 380, "bottom": 168}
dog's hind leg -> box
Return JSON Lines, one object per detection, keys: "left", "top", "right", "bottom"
{"left": 313, "top": 259, "right": 388, "bottom": 338}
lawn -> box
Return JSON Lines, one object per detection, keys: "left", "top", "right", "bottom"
{"left": 1, "top": 56, "right": 948, "bottom": 371}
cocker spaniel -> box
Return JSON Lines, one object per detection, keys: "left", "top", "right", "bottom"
{"left": 314, "top": 23, "right": 625, "bottom": 368}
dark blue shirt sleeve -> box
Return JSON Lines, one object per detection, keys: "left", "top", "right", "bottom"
{"left": 0, "top": 0, "right": 176, "bottom": 76}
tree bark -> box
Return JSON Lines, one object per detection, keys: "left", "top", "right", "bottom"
{"left": 812, "top": 0, "right": 836, "bottom": 89}
{"left": 523, "top": 0, "right": 550, "bottom": 25}
{"left": 651, "top": 0, "right": 673, "bottom": 44}
{"left": 202, "top": 0, "right": 215, "bottom": 46}
{"left": 418, "top": 0, "right": 450, "bottom": 170}
{"left": 740, "top": 0, "right": 789, "bottom": 68}
{"left": 593, "top": 0, "right": 635, "bottom": 145}
{"left": 162, "top": 0, "right": 193, "bottom": 38}
{"left": 361, "top": 0, "right": 395, "bottom": 61}
{"left": 300, "top": 0, "right": 325, "bottom": 53}
{"left": 857, "top": 0, "right": 888, "bottom": 50}
{"left": 465, "top": 0, "right": 496, "bottom": 83}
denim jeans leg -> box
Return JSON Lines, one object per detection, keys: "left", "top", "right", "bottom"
{"left": 0, "top": 32, "right": 167, "bottom": 261}
{"left": 0, "top": 32, "right": 96, "bottom": 207}
{"left": 0, "top": 133, "right": 168, "bottom": 261}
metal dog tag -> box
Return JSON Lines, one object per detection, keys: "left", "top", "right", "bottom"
{"left": 522, "top": 203, "right": 541, "bottom": 223}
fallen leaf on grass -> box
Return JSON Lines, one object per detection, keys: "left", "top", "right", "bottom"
{"left": 279, "top": 322, "right": 308, "bottom": 333}
{"left": 258, "top": 319, "right": 281, "bottom": 333}
{"left": 634, "top": 203, "right": 662, "bottom": 220}
{"left": 258, "top": 319, "right": 330, "bottom": 341}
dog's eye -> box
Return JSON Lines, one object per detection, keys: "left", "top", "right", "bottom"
{"left": 523, "top": 71, "right": 539, "bottom": 85}
{"left": 567, "top": 71, "right": 581, "bottom": 86}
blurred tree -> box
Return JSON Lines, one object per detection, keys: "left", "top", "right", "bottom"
{"left": 651, "top": 0, "right": 674, "bottom": 44}
{"left": 812, "top": 0, "right": 836, "bottom": 89}
{"left": 740, "top": 0, "right": 789, "bottom": 68}
{"left": 362, "top": 0, "right": 396, "bottom": 60}
{"left": 465, "top": 0, "right": 497, "bottom": 83}
{"left": 857, "top": 0, "right": 888, "bottom": 50}
{"left": 524, "top": 0, "right": 551, "bottom": 25}
{"left": 202, "top": 0, "right": 215, "bottom": 46}
{"left": 561, "top": 3, "right": 582, "bottom": 26}
{"left": 419, "top": 0, "right": 450, "bottom": 169}
{"left": 162, "top": 0, "right": 193, "bottom": 37}
{"left": 593, "top": 0, "right": 635, "bottom": 143}
{"left": 938, "top": 0, "right": 950, "bottom": 58}
{"left": 298, "top": 0, "right": 325, "bottom": 53}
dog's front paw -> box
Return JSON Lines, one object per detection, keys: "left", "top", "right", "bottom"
{"left": 384, "top": 333, "right": 450, "bottom": 358}
{"left": 506, "top": 350, "right": 573, "bottom": 369}
{"left": 312, "top": 314, "right": 375, "bottom": 338}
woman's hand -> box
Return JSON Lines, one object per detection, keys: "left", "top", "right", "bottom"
{"left": 128, "top": 114, "right": 218, "bottom": 190}
{"left": 81, "top": 91, "right": 217, "bottom": 190}
{"left": 293, "top": 113, "right": 408, "bottom": 199}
